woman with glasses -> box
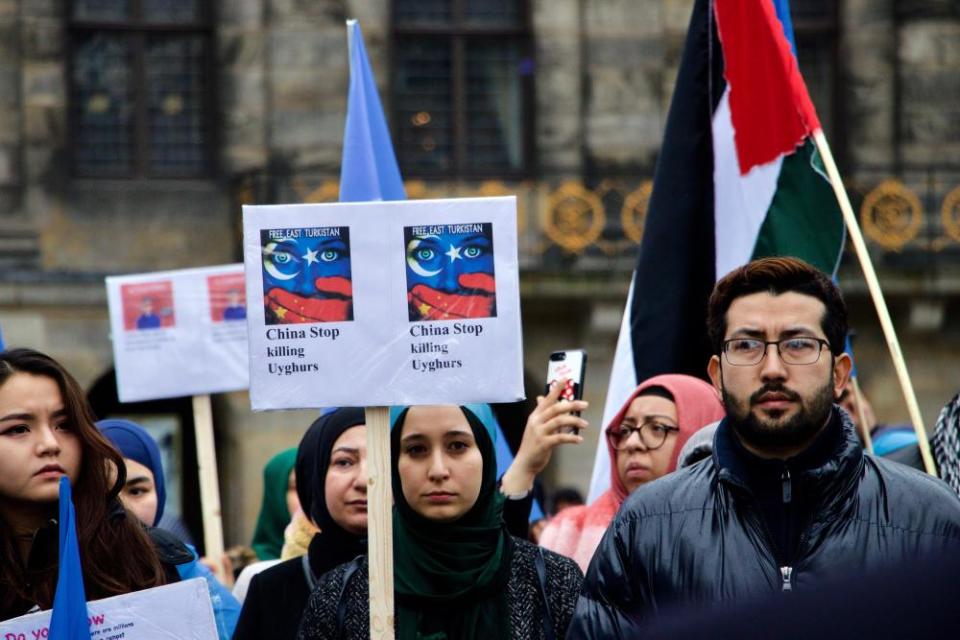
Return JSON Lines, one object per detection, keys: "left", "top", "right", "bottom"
{"left": 539, "top": 375, "right": 724, "bottom": 571}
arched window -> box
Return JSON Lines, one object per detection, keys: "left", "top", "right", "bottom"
{"left": 392, "top": 0, "right": 533, "bottom": 177}
{"left": 69, "top": 1, "right": 215, "bottom": 178}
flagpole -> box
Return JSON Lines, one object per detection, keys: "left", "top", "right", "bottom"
{"left": 850, "top": 376, "right": 874, "bottom": 455}
{"left": 811, "top": 130, "right": 936, "bottom": 476}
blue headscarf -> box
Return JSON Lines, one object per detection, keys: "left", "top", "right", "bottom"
{"left": 97, "top": 419, "right": 166, "bottom": 526}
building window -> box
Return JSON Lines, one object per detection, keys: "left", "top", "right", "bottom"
{"left": 69, "top": 1, "right": 214, "bottom": 178}
{"left": 392, "top": 0, "right": 533, "bottom": 177}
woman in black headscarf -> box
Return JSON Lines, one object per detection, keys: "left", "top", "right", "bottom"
{"left": 233, "top": 408, "right": 367, "bottom": 640}
{"left": 297, "top": 404, "right": 583, "bottom": 640}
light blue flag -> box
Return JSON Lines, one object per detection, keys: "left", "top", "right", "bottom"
{"left": 0, "top": 321, "right": 5, "bottom": 351}
{"left": 339, "top": 20, "right": 406, "bottom": 202}
{"left": 50, "top": 476, "right": 91, "bottom": 639}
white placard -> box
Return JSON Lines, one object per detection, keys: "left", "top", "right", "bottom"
{"left": 242, "top": 196, "right": 524, "bottom": 409}
{"left": 0, "top": 578, "right": 217, "bottom": 640}
{"left": 106, "top": 264, "right": 249, "bottom": 402}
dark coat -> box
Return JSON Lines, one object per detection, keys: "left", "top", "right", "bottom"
{"left": 232, "top": 555, "right": 313, "bottom": 640}
{"left": 231, "top": 493, "right": 534, "bottom": 640}
{"left": 568, "top": 410, "right": 960, "bottom": 638}
{"left": 296, "top": 538, "right": 583, "bottom": 640}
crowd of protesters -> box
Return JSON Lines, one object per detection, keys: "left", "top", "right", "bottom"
{"left": 2, "top": 257, "right": 960, "bottom": 639}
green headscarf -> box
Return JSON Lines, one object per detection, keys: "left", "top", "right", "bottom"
{"left": 390, "top": 405, "right": 514, "bottom": 640}
{"left": 250, "top": 447, "right": 297, "bottom": 560}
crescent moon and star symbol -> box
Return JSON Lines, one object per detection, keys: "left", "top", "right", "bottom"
{"left": 406, "top": 233, "right": 464, "bottom": 278}
{"left": 263, "top": 240, "right": 323, "bottom": 280}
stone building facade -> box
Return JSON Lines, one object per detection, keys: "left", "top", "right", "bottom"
{"left": 0, "top": 0, "right": 958, "bottom": 550}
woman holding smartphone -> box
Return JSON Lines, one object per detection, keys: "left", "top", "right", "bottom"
{"left": 296, "top": 404, "right": 583, "bottom": 640}
{"left": 539, "top": 374, "right": 725, "bottom": 571}
{"left": 0, "top": 349, "right": 171, "bottom": 621}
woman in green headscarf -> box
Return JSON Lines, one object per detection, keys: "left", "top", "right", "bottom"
{"left": 250, "top": 447, "right": 298, "bottom": 560}
{"left": 296, "top": 405, "right": 583, "bottom": 640}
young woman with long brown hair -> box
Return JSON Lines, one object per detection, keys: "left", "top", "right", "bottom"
{"left": 0, "top": 348, "right": 170, "bottom": 620}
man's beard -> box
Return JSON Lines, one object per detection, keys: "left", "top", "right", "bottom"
{"left": 722, "top": 375, "right": 835, "bottom": 452}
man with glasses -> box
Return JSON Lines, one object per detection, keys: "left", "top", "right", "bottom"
{"left": 569, "top": 257, "right": 960, "bottom": 638}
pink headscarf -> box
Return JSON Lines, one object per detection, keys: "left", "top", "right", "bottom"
{"left": 540, "top": 374, "right": 724, "bottom": 571}
{"left": 605, "top": 374, "right": 725, "bottom": 503}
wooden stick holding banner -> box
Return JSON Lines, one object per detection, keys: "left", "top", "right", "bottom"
{"left": 192, "top": 393, "right": 226, "bottom": 574}
{"left": 812, "top": 130, "right": 936, "bottom": 476}
{"left": 365, "top": 407, "right": 395, "bottom": 640}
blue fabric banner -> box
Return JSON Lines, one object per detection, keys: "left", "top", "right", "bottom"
{"left": 50, "top": 477, "right": 91, "bottom": 639}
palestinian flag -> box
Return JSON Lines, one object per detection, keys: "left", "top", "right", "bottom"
{"left": 588, "top": 0, "right": 845, "bottom": 501}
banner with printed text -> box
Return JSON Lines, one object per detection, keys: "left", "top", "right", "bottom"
{"left": 242, "top": 196, "right": 524, "bottom": 409}
{"left": 0, "top": 578, "right": 217, "bottom": 640}
{"left": 106, "top": 264, "right": 249, "bottom": 402}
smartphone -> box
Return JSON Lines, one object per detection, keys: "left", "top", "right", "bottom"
{"left": 546, "top": 350, "right": 588, "bottom": 431}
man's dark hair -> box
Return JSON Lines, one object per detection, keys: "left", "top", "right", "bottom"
{"left": 707, "top": 257, "right": 848, "bottom": 357}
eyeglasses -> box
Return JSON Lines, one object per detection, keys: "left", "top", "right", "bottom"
{"left": 606, "top": 419, "right": 680, "bottom": 451}
{"left": 722, "top": 337, "right": 830, "bottom": 366}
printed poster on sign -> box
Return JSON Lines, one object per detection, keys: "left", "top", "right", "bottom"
{"left": 242, "top": 197, "right": 523, "bottom": 409}
{"left": 404, "top": 223, "right": 496, "bottom": 322}
{"left": 121, "top": 281, "right": 175, "bottom": 331}
{"left": 261, "top": 226, "right": 353, "bottom": 324}
{"left": 0, "top": 578, "right": 217, "bottom": 640}
{"left": 208, "top": 273, "right": 248, "bottom": 323}
{"left": 106, "top": 264, "right": 249, "bottom": 403}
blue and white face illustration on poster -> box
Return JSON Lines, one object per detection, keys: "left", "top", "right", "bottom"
{"left": 260, "top": 226, "right": 353, "bottom": 324}
{"left": 404, "top": 223, "right": 497, "bottom": 322}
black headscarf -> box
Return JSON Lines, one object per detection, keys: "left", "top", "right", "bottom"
{"left": 296, "top": 407, "right": 367, "bottom": 578}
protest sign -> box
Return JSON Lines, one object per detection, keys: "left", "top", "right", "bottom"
{"left": 0, "top": 578, "right": 217, "bottom": 640}
{"left": 106, "top": 265, "right": 242, "bottom": 565}
{"left": 106, "top": 264, "right": 249, "bottom": 403}
{"left": 242, "top": 196, "right": 524, "bottom": 410}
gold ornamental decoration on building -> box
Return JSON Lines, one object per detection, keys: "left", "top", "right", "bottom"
{"left": 859, "top": 179, "right": 923, "bottom": 252}
{"left": 621, "top": 180, "right": 653, "bottom": 244}
{"left": 543, "top": 181, "right": 605, "bottom": 253}
{"left": 941, "top": 186, "right": 960, "bottom": 246}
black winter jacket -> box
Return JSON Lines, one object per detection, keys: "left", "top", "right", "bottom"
{"left": 568, "top": 409, "right": 960, "bottom": 638}
{"left": 296, "top": 538, "right": 583, "bottom": 640}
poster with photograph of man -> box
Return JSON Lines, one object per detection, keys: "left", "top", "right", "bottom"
{"left": 405, "top": 223, "right": 497, "bottom": 322}
{"left": 121, "top": 281, "right": 175, "bottom": 331}
{"left": 208, "top": 273, "right": 247, "bottom": 322}
{"left": 107, "top": 264, "right": 249, "bottom": 402}
{"left": 261, "top": 226, "right": 354, "bottom": 324}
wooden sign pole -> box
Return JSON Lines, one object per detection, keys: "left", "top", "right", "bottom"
{"left": 850, "top": 377, "right": 874, "bottom": 455}
{"left": 365, "top": 406, "right": 395, "bottom": 639}
{"left": 813, "top": 130, "right": 937, "bottom": 476}
{"left": 192, "top": 394, "right": 226, "bottom": 575}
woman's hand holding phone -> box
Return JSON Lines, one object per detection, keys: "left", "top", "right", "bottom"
{"left": 500, "top": 380, "right": 589, "bottom": 496}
